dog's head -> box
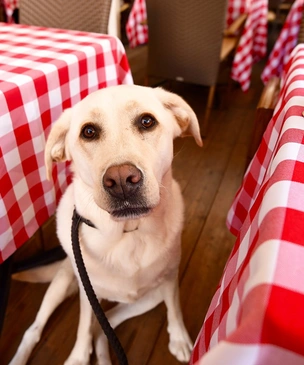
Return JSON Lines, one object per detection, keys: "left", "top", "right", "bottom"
{"left": 45, "top": 85, "right": 202, "bottom": 220}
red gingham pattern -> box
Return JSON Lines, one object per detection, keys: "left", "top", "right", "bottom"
{"left": 2, "top": 0, "right": 18, "bottom": 23}
{"left": 0, "top": 23, "right": 133, "bottom": 263}
{"left": 226, "top": 0, "right": 249, "bottom": 27}
{"left": 125, "top": 0, "right": 148, "bottom": 48}
{"left": 230, "top": 0, "right": 268, "bottom": 91}
{"left": 261, "top": 0, "right": 304, "bottom": 85}
{"left": 189, "top": 44, "right": 304, "bottom": 365}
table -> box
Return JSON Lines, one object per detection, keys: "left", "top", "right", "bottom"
{"left": 126, "top": 0, "right": 267, "bottom": 91}
{"left": 189, "top": 43, "right": 304, "bottom": 365}
{"left": 2, "top": 0, "right": 122, "bottom": 37}
{"left": 0, "top": 23, "right": 133, "bottom": 264}
{"left": 261, "top": 0, "right": 304, "bottom": 85}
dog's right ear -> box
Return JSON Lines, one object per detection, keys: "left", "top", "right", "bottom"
{"left": 44, "top": 108, "right": 72, "bottom": 181}
{"left": 153, "top": 87, "right": 203, "bottom": 147}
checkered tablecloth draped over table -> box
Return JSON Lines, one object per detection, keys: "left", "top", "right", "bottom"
{"left": 0, "top": 23, "right": 133, "bottom": 263}
{"left": 225, "top": 0, "right": 249, "bottom": 27}
{"left": 230, "top": 0, "right": 268, "bottom": 91}
{"left": 189, "top": 44, "right": 304, "bottom": 365}
{"left": 125, "top": 0, "right": 148, "bottom": 48}
{"left": 261, "top": 0, "right": 304, "bottom": 85}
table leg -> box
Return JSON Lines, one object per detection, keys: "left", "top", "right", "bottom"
{"left": 13, "top": 246, "right": 67, "bottom": 273}
{"left": 0, "top": 256, "right": 13, "bottom": 336}
{"left": 0, "top": 247, "right": 66, "bottom": 336}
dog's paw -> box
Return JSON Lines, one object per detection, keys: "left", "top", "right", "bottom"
{"left": 95, "top": 342, "right": 112, "bottom": 365}
{"left": 95, "top": 347, "right": 112, "bottom": 365}
{"left": 96, "top": 358, "right": 112, "bottom": 365}
{"left": 64, "top": 358, "right": 89, "bottom": 365}
{"left": 169, "top": 336, "right": 193, "bottom": 363}
{"left": 64, "top": 335, "right": 92, "bottom": 365}
{"left": 64, "top": 348, "right": 92, "bottom": 365}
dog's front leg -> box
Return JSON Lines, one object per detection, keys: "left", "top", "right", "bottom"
{"left": 64, "top": 286, "right": 93, "bottom": 365}
{"left": 94, "top": 289, "right": 164, "bottom": 365}
{"left": 160, "top": 276, "right": 193, "bottom": 363}
{"left": 93, "top": 324, "right": 111, "bottom": 365}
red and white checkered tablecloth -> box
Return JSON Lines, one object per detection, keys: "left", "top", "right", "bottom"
{"left": 226, "top": 0, "right": 249, "bottom": 27}
{"left": 261, "top": 0, "right": 304, "bottom": 85}
{"left": 126, "top": 0, "right": 267, "bottom": 92}
{"left": 230, "top": 0, "right": 268, "bottom": 91}
{"left": 0, "top": 23, "right": 133, "bottom": 264}
{"left": 125, "top": 0, "right": 148, "bottom": 49}
{"left": 189, "top": 43, "right": 304, "bottom": 365}
{"left": 2, "top": 0, "right": 18, "bottom": 23}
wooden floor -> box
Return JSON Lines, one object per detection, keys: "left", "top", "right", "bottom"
{"left": 1, "top": 28, "right": 277, "bottom": 364}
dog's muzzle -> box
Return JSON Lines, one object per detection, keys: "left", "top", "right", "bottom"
{"left": 103, "top": 163, "right": 151, "bottom": 219}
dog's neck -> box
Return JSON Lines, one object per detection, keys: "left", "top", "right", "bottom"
{"left": 75, "top": 209, "right": 139, "bottom": 233}
{"left": 123, "top": 219, "right": 139, "bottom": 233}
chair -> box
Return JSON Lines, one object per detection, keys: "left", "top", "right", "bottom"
{"left": 268, "top": 0, "right": 294, "bottom": 24}
{"left": 145, "top": 0, "right": 245, "bottom": 136}
{"left": 19, "top": 0, "right": 112, "bottom": 34}
{"left": 245, "top": 76, "right": 280, "bottom": 170}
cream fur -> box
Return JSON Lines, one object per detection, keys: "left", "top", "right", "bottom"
{"left": 9, "top": 85, "right": 202, "bottom": 365}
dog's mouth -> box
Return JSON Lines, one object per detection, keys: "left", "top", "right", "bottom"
{"left": 111, "top": 206, "right": 152, "bottom": 220}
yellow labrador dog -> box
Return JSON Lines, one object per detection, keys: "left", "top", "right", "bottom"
{"left": 9, "top": 85, "right": 202, "bottom": 365}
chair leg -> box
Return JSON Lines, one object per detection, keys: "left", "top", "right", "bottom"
{"left": 201, "top": 85, "right": 216, "bottom": 137}
{"left": 221, "top": 75, "right": 234, "bottom": 110}
{"left": 0, "top": 256, "right": 13, "bottom": 336}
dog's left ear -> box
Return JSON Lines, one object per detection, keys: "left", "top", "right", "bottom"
{"left": 154, "top": 87, "right": 203, "bottom": 147}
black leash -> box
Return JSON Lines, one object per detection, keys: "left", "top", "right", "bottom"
{"left": 71, "top": 209, "right": 128, "bottom": 365}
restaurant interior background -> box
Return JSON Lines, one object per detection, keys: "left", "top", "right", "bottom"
{"left": 1, "top": 1, "right": 304, "bottom": 365}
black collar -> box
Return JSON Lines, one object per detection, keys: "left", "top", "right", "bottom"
{"left": 72, "top": 209, "right": 138, "bottom": 233}
{"left": 73, "top": 209, "right": 96, "bottom": 228}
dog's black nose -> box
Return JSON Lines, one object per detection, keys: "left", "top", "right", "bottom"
{"left": 103, "top": 164, "right": 143, "bottom": 199}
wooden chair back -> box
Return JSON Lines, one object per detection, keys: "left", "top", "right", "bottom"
{"left": 145, "top": 0, "right": 228, "bottom": 86}
{"left": 19, "top": 0, "right": 112, "bottom": 34}
{"left": 144, "top": 0, "right": 250, "bottom": 136}
{"left": 245, "top": 76, "right": 280, "bottom": 170}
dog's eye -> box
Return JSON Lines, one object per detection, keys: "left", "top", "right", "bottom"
{"left": 140, "top": 115, "right": 156, "bottom": 129}
{"left": 81, "top": 124, "right": 98, "bottom": 140}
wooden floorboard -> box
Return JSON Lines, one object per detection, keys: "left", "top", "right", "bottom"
{"left": 1, "top": 33, "right": 271, "bottom": 364}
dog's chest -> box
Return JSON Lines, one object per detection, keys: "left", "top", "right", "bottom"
{"left": 79, "top": 229, "right": 178, "bottom": 303}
